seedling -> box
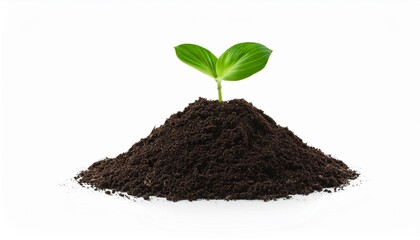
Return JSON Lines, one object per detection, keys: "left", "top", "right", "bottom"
{"left": 175, "top": 42, "right": 272, "bottom": 102}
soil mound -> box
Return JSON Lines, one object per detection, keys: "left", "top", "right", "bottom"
{"left": 76, "top": 98, "right": 358, "bottom": 201}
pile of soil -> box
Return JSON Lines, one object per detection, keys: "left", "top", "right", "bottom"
{"left": 76, "top": 98, "right": 358, "bottom": 201}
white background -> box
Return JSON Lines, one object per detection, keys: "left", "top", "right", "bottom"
{"left": 1, "top": 0, "right": 420, "bottom": 239}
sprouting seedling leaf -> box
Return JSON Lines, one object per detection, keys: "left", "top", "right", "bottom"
{"left": 174, "top": 44, "right": 218, "bottom": 78}
{"left": 216, "top": 42, "right": 272, "bottom": 81}
{"left": 174, "top": 42, "right": 272, "bottom": 102}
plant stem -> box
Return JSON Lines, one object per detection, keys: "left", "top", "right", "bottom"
{"left": 216, "top": 79, "right": 222, "bottom": 102}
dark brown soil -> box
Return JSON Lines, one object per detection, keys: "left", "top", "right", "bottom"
{"left": 76, "top": 98, "right": 358, "bottom": 201}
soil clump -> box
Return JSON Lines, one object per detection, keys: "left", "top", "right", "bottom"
{"left": 77, "top": 98, "right": 358, "bottom": 201}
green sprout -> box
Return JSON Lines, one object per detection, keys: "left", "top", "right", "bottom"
{"left": 175, "top": 42, "right": 272, "bottom": 102}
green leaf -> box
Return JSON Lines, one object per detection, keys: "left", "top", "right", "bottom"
{"left": 216, "top": 42, "right": 272, "bottom": 81}
{"left": 175, "top": 44, "right": 218, "bottom": 78}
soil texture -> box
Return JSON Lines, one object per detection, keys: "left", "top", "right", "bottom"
{"left": 76, "top": 98, "right": 358, "bottom": 201}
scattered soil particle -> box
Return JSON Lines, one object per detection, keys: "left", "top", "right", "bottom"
{"left": 76, "top": 98, "right": 359, "bottom": 201}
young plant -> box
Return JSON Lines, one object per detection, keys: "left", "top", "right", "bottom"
{"left": 175, "top": 42, "right": 272, "bottom": 102}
